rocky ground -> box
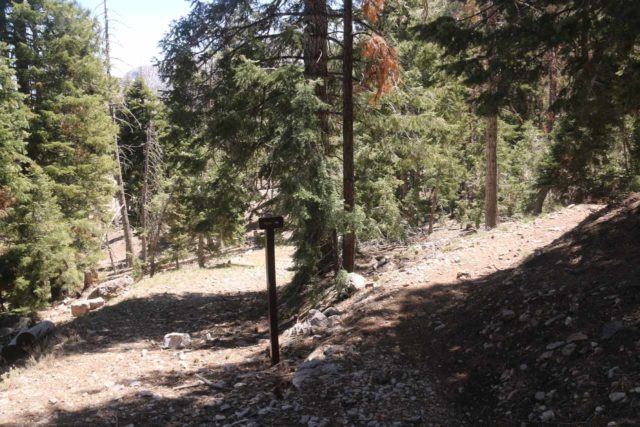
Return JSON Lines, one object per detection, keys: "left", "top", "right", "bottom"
{"left": 2, "top": 199, "right": 638, "bottom": 426}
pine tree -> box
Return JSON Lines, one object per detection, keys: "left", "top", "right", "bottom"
{"left": 0, "top": 43, "right": 76, "bottom": 308}
{"left": 0, "top": 0, "right": 116, "bottom": 306}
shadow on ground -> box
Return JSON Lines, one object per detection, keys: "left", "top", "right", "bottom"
{"left": 353, "top": 195, "right": 640, "bottom": 425}
{"left": 54, "top": 290, "right": 273, "bottom": 357}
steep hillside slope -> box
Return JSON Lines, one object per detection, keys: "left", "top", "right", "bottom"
{"left": 386, "top": 195, "right": 640, "bottom": 424}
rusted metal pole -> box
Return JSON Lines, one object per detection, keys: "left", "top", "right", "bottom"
{"left": 259, "top": 216, "right": 284, "bottom": 365}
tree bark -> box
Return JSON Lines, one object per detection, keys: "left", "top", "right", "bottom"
{"left": 197, "top": 233, "right": 206, "bottom": 268}
{"left": 484, "top": 4, "right": 499, "bottom": 229}
{"left": 104, "top": 234, "right": 118, "bottom": 274}
{"left": 148, "top": 192, "right": 171, "bottom": 277}
{"left": 303, "top": 0, "right": 339, "bottom": 274}
{"left": 484, "top": 115, "right": 498, "bottom": 228}
{"left": 140, "top": 125, "right": 151, "bottom": 265}
{"left": 545, "top": 48, "right": 558, "bottom": 134}
{"left": 12, "top": 0, "right": 30, "bottom": 99}
{"left": 342, "top": 0, "right": 355, "bottom": 272}
{"left": 0, "top": 0, "right": 9, "bottom": 43}
{"left": 428, "top": 177, "right": 440, "bottom": 235}
{"left": 104, "top": 0, "right": 134, "bottom": 267}
{"left": 303, "top": 0, "right": 329, "bottom": 150}
{"left": 531, "top": 186, "right": 550, "bottom": 215}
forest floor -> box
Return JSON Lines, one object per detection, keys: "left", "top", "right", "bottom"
{"left": 2, "top": 199, "right": 639, "bottom": 426}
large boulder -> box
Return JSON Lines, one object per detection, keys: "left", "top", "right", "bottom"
{"left": 70, "top": 301, "right": 90, "bottom": 317}
{"left": 88, "top": 297, "right": 105, "bottom": 310}
{"left": 88, "top": 276, "right": 133, "bottom": 300}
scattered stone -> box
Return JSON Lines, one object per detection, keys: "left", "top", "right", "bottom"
{"left": 70, "top": 301, "right": 90, "bottom": 317}
{"left": 602, "top": 321, "right": 624, "bottom": 340}
{"left": 539, "top": 351, "right": 553, "bottom": 360}
{"left": 48, "top": 398, "right": 58, "bottom": 405}
{"left": 87, "top": 297, "right": 105, "bottom": 310}
{"left": 292, "top": 345, "right": 351, "bottom": 389}
{"left": 540, "top": 409, "right": 555, "bottom": 422}
{"left": 609, "top": 392, "right": 626, "bottom": 403}
{"left": 307, "top": 310, "right": 329, "bottom": 330}
{"left": 535, "top": 391, "right": 546, "bottom": 401}
{"left": 501, "top": 309, "right": 516, "bottom": 321}
{"left": 562, "top": 343, "right": 577, "bottom": 356}
{"left": 546, "top": 341, "right": 565, "bottom": 350}
{"left": 162, "top": 333, "right": 191, "bottom": 349}
{"left": 566, "top": 332, "right": 588, "bottom": 343}
{"left": 544, "top": 314, "right": 564, "bottom": 326}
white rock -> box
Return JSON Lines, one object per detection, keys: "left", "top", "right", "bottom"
{"left": 540, "top": 409, "right": 555, "bottom": 422}
{"left": 347, "top": 273, "right": 367, "bottom": 290}
{"left": 162, "top": 333, "right": 191, "bottom": 349}
{"left": 70, "top": 301, "right": 90, "bottom": 317}
{"left": 609, "top": 392, "right": 627, "bottom": 403}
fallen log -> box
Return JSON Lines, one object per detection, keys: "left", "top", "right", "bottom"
{"left": 1, "top": 320, "right": 56, "bottom": 362}
{"left": 15, "top": 320, "right": 56, "bottom": 348}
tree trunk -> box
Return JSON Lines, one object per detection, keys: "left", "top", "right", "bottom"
{"left": 104, "top": 0, "right": 134, "bottom": 267}
{"left": 197, "top": 233, "right": 206, "bottom": 268}
{"left": 12, "top": 0, "right": 30, "bottom": 99}
{"left": 303, "top": 0, "right": 329, "bottom": 150}
{"left": 545, "top": 48, "right": 558, "bottom": 134}
{"left": 484, "top": 115, "right": 498, "bottom": 228}
{"left": 148, "top": 192, "right": 171, "bottom": 277}
{"left": 531, "top": 186, "right": 550, "bottom": 215}
{"left": 303, "top": 0, "right": 339, "bottom": 273}
{"left": 428, "top": 177, "right": 440, "bottom": 235}
{"left": 484, "top": 4, "right": 499, "bottom": 229}
{"left": 342, "top": 0, "right": 355, "bottom": 272}
{"left": 113, "top": 142, "right": 135, "bottom": 267}
{"left": 83, "top": 268, "right": 99, "bottom": 292}
{"left": 0, "top": 1, "right": 9, "bottom": 43}
{"left": 104, "top": 234, "right": 118, "bottom": 274}
{"left": 140, "top": 126, "right": 151, "bottom": 266}
{"left": 14, "top": 321, "right": 56, "bottom": 348}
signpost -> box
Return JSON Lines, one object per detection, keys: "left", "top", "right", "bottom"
{"left": 258, "top": 216, "right": 284, "bottom": 365}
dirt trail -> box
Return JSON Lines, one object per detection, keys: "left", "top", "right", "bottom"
{"left": 0, "top": 204, "right": 602, "bottom": 426}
